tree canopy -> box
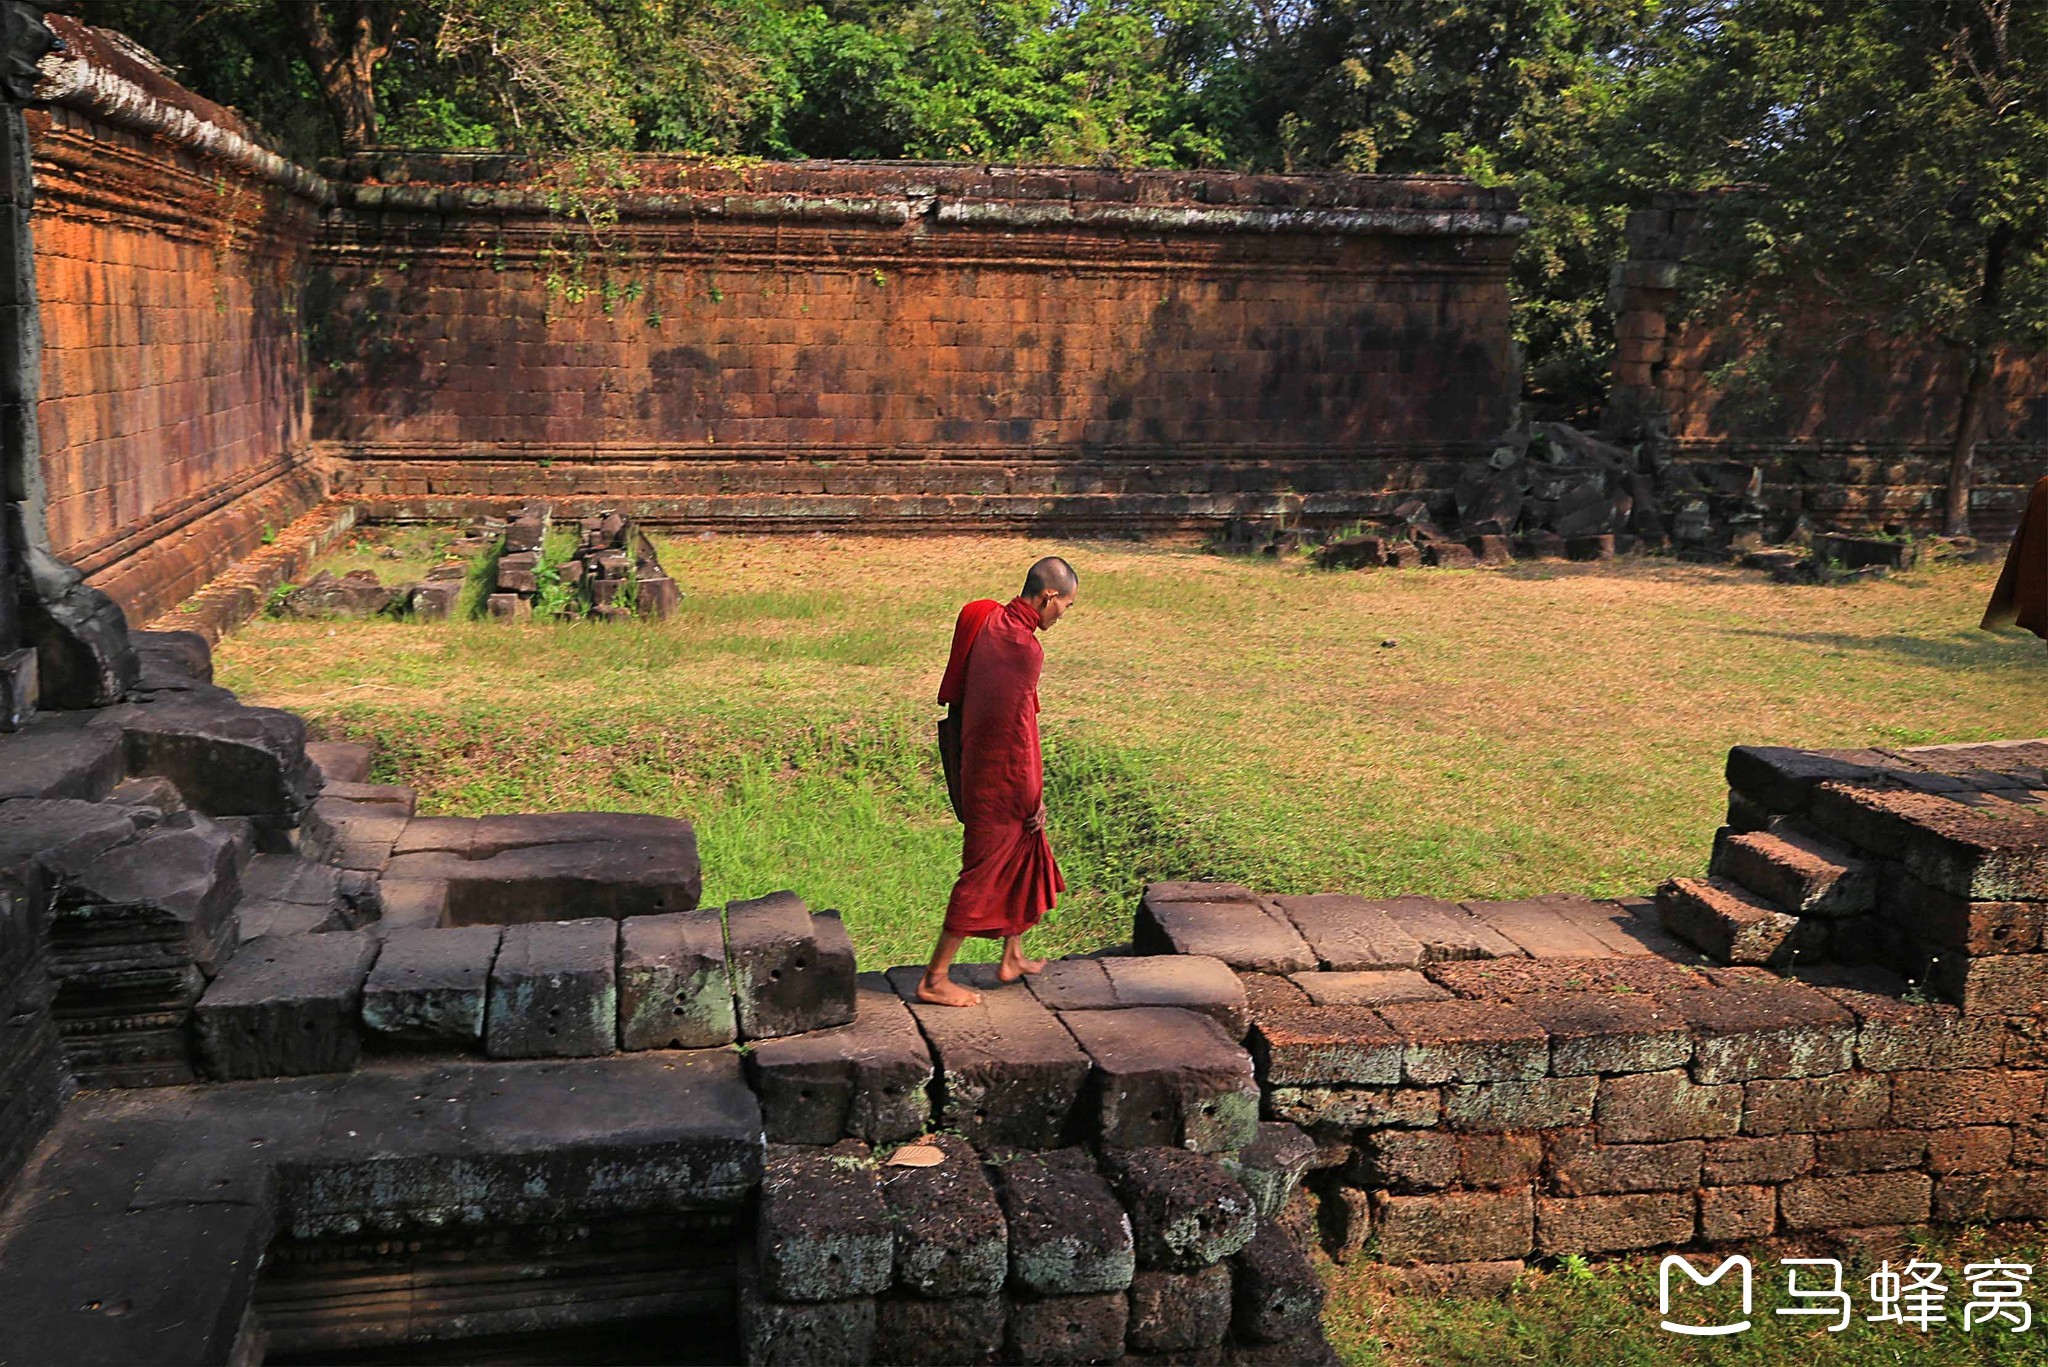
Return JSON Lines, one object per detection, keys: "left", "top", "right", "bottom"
{"left": 71, "top": 0, "right": 2048, "bottom": 521}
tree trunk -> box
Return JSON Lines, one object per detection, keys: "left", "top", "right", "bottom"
{"left": 1944, "top": 344, "right": 1993, "bottom": 537}
{"left": 1944, "top": 223, "right": 2014, "bottom": 538}
{"left": 292, "top": 2, "right": 391, "bottom": 153}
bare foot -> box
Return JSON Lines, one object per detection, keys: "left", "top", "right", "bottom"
{"left": 917, "top": 975, "right": 983, "bottom": 1007}
{"left": 996, "top": 955, "right": 1046, "bottom": 983}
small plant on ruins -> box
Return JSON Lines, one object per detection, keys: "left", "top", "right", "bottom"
{"left": 265, "top": 583, "right": 296, "bottom": 617}
{"left": 534, "top": 150, "right": 649, "bottom": 319}
{"left": 261, "top": 523, "right": 277, "bottom": 546}
{"left": 617, "top": 564, "right": 641, "bottom": 615}
{"left": 459, "top": 538, "right": 505, "bottom": 621}
{"left": 530, "top": 528, "right": 586, "bottom": 621}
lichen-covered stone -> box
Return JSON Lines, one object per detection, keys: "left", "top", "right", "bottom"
{"left": 879, "top": 1134, "right": 1007, "bottom": 1298}
{"left": 484, "top": 918, "right": 617, "bottom": 1059}
{"left": 1222, "top": 1122, "right": 1317, "bottom": 1221}
{"left": 1102, "top": 1148, "right": 1256, "bottom": 1271}
{"left": 996, "top": 1149, "right": 1135, "bottom": 1296}
{"left": 1230, "top": 1221, "right": 1322, "bottom": 1344}
{"left": 360, "top": 925, "right": 499, "bottom": 1045}
{"left": 758, "top": 1143, "right": 892, "bottom": 1302}
{"left": 619, "top": 908, "right": 735, "bottom": 1049}
{"left": 1127, "top": 1263, "right": 1231, "bottom": 1354}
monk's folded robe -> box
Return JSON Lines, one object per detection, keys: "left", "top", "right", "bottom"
{"left": 1983, "top": 474, "right": 2048, "bottom": 639}
{"left": 937, "top": 595, "right": 1065, "bottom": 939}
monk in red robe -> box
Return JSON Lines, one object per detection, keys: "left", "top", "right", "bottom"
{"left": 1983, "top": 474, "right": 2048, "bottom": 644}
{"left": 918, "top": 557, "right": 1078, "bottom": 1007}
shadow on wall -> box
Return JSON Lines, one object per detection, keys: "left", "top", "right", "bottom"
{"left": 304, "top": 229, "right": 1514, "bottom": 462}
{"left": 305, "top": 260, "right": 445, "bottom": 441}
{"left": 1679, "top": 322, "right": 2048, "bottom": 447}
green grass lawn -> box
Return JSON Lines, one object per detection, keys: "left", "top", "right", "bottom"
{"left": 216, "top": 531, "right": 2044, "bottom": 971}
{"left": 1320, "top": 1229, "right": 2048, "bottom": 1364}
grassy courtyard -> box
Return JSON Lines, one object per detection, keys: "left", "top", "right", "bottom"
{"left": 1317, "top": 1228, "right": 2048, "bottom": 1365}
{"left": 214, "top": 530, "right": 2043, "bottom": 972}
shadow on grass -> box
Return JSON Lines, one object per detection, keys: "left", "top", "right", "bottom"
{"left": 1720, "top": 626, "right": 2043, "bottom": 669}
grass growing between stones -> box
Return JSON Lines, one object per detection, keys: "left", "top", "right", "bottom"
{"left": 1317, "top": 1229, "right": 2048, "bottom": 1364}
{"left": 213, "top": 533, "right": 2044, "bottom": 970}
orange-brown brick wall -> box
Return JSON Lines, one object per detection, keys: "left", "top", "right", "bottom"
{"left": 1657, "top": 317, "right": 2048, "bottom": 448}
{"left": 27, "top": 105, "right": 325, "bottom": 623}
{"left": 312, "top": 160, "right": 1524, "bottom": 526}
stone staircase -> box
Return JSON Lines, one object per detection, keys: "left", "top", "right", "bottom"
{"left": 1656, "top": 740, "right": 2048, "bottom": 1005}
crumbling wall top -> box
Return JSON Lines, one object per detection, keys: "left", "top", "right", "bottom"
{"left": 29, "top": 13, "right": 333, "bottom": 204}
{"left": 324, "top": 152, "right": 1526, "bottom": 238}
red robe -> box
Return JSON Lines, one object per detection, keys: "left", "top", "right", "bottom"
{"left": 1983, "top": 474, "right": 2048, "bottom": 639}
{"left": 939, "top": 596, "right": 1065, "bottom": 938}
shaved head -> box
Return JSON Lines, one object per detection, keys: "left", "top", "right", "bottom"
{"left": 1022, "top": 557, "right": 1078, "bottom": 599}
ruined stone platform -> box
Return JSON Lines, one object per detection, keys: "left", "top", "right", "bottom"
{"left": 3, "top": 620, "right": 2046, "bottom": 1362}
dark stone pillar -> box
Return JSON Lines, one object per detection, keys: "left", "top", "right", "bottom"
{"left": 0, "top": 4, "right": 57, "bottom": 659}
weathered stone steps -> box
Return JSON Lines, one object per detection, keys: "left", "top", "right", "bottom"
{"left": 0, "top": 1051, "right": 763, "bottom": 1364}
{"left": 1711, "top": 827, "right": 1875, "bottom": 917}
{"left": 741, "top": 1138, "right": 1331, "bottom": 1366}
{"left": 1657, "top": 875, "right": 1816, "bottom": 967}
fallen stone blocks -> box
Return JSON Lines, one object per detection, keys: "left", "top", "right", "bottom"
{"left": 194, "top": 930, "right": 380, "bottom": 1078}
{"left": 460, "top": 504, "right": 683, "bottom": 623}
{"left": 747, "top": 972, "right": 933, "bottom": 1146}
{"left": 727, "top": 891, "right": 857, "bottom": 1040}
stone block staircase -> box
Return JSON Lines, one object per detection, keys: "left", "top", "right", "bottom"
{"left": 1658, "top": 741, "right": 2048, "bottom": 1004}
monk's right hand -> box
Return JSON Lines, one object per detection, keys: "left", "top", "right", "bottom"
{"left": 1025, "top": 800, "right": 1048, "bottom": 833}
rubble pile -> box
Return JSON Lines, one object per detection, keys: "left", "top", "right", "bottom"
{"left": 276, "top": 504, "right": 684, "bottom": 624}
{"left": 485, "top": 503, "right": 681, "bottom": 623}
{"left": 1210, "top": 422, "right": 1792, "bottom": 570}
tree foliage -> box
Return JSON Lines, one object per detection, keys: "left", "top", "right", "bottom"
{"left": 64, "top": 0, "right": 2048, "bottom": 465}
{"left": 1614, "top": 0, "right": 2048, "bottom": 531}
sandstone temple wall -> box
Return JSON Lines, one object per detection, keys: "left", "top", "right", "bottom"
{"left": 24, "top": 17, "right": 331, "bottom": 625}
{"left": 1606, "top": 193, "right": 2048, "bottom": 541}
{"left": 311, "top": 155, "right": 1525, "bottom": 533}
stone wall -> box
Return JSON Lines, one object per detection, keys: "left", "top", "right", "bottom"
{"left": 25, "top": 17, "right": 330, "bottom": 625}
{"left": 1605, "top": 193, "right": 2048, "bottom": 541}
{"left": 312, "top": 155, "right": 1525, "bottom": 533}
